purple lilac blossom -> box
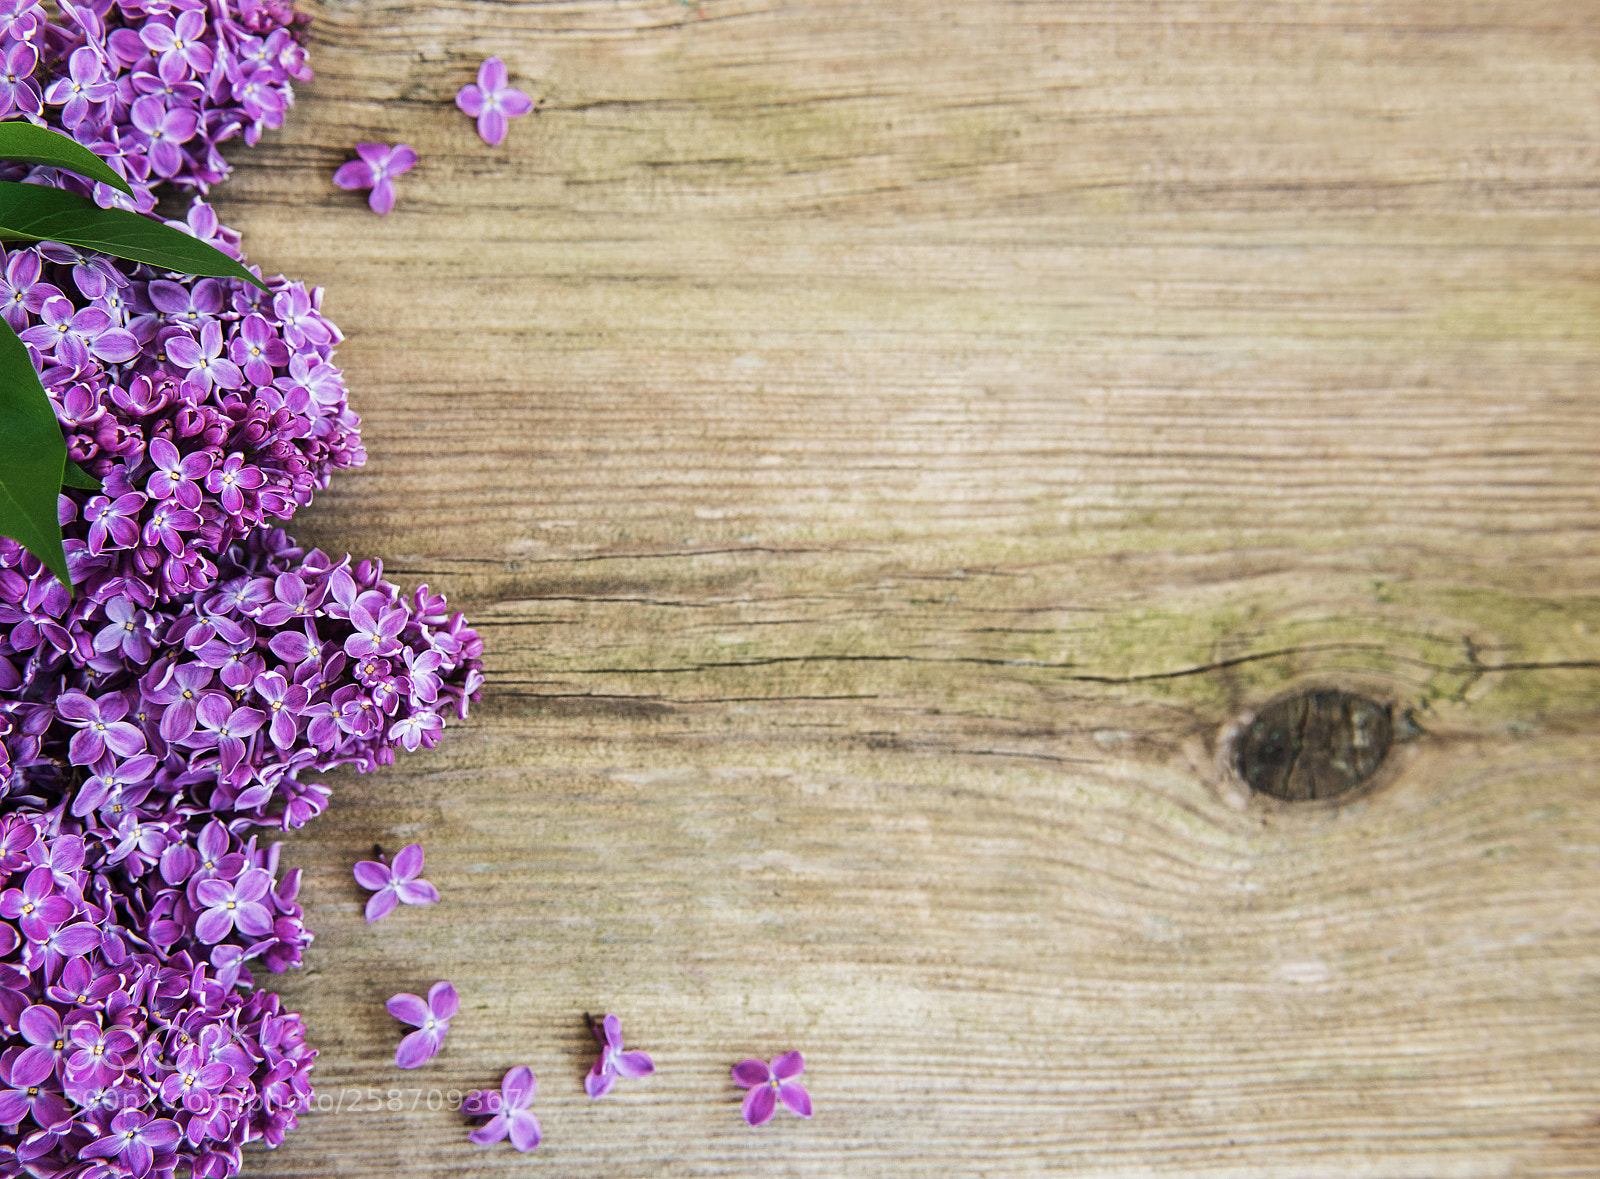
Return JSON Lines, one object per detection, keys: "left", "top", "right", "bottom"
{"left": 0, "top": 811, "right": 319, "bottom": 1177}
{"left": 585, "top": 1013, "right": 654, "bottom": 1098}
{"left": 2, "top": 527, "right": 484, "bottom": 827}
{"left": 331, "top": 143, "right": 417, "bottom": 216}
{"left": 1, "top": 0, "right": 311, "bottom": 212}
{"left": 732, "top": 1051, "right": 812, "bottom": 1126}
{"left": 465, "top": 1065, "right": 541, "bottom": 1151}
{"left": 352, "top": 843, "right": 438, "bottom": 923}
{"left": 77, "top": 1107, "right": 182, "bottom": 1175}
{"left": 0, "top": 208, "right": 367, "bottom": 609}
{"left": 387, "top": 980, "right": 457, "bottom": 1069}
{"left": 454, "top": 57, "right": 532, "bottom": 147}
{"left": 0, "top": 9, "right": 485, "bottom": 1176}
{"left": 193, "top": 868, "right": 274, "bottom": 942}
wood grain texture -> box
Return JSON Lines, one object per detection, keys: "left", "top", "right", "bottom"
{"left": 206, "top": 1, "right": 1600, "bottom": 1174}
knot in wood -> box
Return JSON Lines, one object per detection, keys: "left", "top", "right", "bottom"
{"left": 1235, "top": 689, "right": 1393, "bottom": 802}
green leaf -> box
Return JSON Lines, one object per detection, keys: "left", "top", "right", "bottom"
{"left": 62, "top": 459, "right": 100, "bottom": 490}
{"left": 0, "top": 316, "right": 70, "bottom": 589}
{"left": 0, "top": 121, "right": 134, "bottom": 196}
{"left": 0, "top": 182, "right": 267, "bottom": 291}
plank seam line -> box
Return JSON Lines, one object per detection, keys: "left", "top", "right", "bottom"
{"left": 483, "top": 647, "right": 1600, "bottom": 684}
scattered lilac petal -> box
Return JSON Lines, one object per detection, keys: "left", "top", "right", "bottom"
{"left": 586, "top": 1013, "right": 654, "bottom": 1098}
{"left": 742, "top": 1084, "right": 777, "bottom": 1127}
{"left": 387, "top": 982, "right": 455, "bottom": 1068}
{"left": 353, "top": 843, "right": 439, "bottom": 922}
{"left": 455, "top": 57, "right": 533, "bottom": 146}
{"left": 332, "top": 143, "right": 417, "bottom": 215}
{"left": 733, "top": 1052, "right": 813, "bottom": 1125}
{"left": 466, "top": 1065, "right": 541, "bottom": 1152}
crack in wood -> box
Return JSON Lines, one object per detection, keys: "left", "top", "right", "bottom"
{"left": 482, "top": 647, "right": 1600, "bottom": 684}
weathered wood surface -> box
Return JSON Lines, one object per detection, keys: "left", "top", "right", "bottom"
{"left": 211, "top": 1, "right": 1600, "bottom": 1174}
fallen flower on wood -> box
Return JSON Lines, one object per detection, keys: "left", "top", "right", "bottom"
{"left": 332, "top": 142, "right": 417, "bottom": 215}
{"left": 466, "top": 1065, "right": 542, "bottom": 1152}
{"left": 455, "top": 57, "right": 532, "bottom": 147}
{"left": 732, "top": 1051, "right": 812, "bottom": 1126}
{"left": 585, "top": 1012, "right": 654, "bottom": 1098}
{"left": 354, "top": 843, "right": 439, "bottom": 923}
{"left": 387, "top": 980, "right": 458, "bottom": 1068}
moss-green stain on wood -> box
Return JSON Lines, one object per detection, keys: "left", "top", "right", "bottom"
{"left": 454, "top": 536, "right": 1600, "bottom": 746}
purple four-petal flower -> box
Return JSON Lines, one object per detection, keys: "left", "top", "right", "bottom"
{"left": 0, "top": 1042, "right": 71, "bottom": 1129}
{"left": 228, "top": 313, "right": 290, "bottom": 385}
{"left": 55, "top": 689, "right": 146, "bottom": 765}
{"left": 0, "top": 866, "right": 75, "bottom": 942}
{"left": 43, "top": 46, "right": 117, "bottom": 129}
{"left": 193, "top": 868, "right": 275, "bottom": 944}
{"left": 387, "top": 980, "right": 457, "bottom": 1068}
{"left": 140, "top": 9, "right": 214, "bottom": 78}
{"left": 455, "top": 57, "right": 533, "bottom": 147}
{"left": 343, "top": 601, "right": 407, "bottom": 659}
{"left": 332, "top": 143, "right": 417, "bottom": 216}
{"left": 732, "top": 1051, "right": 812, "bottom": 1126}
{"left": 129, "top": 93, "right": 199, "bottom": 178}
{"left": 78, "top": 1108, "right": 180, "bottom": 1177}
{"left": 585, "top": 1013, "right": 655, "bottom": 1098}
{"left": 165, "top": 318, "right": 244, "bottom": 391}
{"left": 352, "top": 843, "right": 438, "bottom": 923}
{"left": 0, "top": 41, "right": 41, "bottom": 121}
{"left": 466, "top": 1065, "right": 541, "bottom": 1151}
{"left": 187, "top": 692, "right": 265, "bottom": 775}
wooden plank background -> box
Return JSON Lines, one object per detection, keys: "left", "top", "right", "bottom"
{"left": 208, "top": 1, "right": 1600, "bottom": 1174}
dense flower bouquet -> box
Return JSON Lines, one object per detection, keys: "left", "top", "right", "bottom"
{"left": 0, "top": 1, "right": 483, "bottom": 1175}
{"left": 0, "top": 0, "right": 309, "bottom": 212}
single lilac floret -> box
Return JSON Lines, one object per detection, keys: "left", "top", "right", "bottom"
{"left": 387, "top": 980, "right": 457, "bottom": 1068}
{"left": 731, "top": 1051, "right": 812, "bottom": 1126}
{"left": 332, "top": 143, "right": 417, "bottom": 215}
{"left": 465, "top": 1065, "right": 541, "bottom": 1152}
{"left": 352, "top": 843, "right": 439, "bottom": 923}
{"left": 193, "top": 868, "right": 275, "bottom": 943}
{"left": 455, "top": 57, "right": 533, "bottom": 146}
{"left": 77, "top": 1108, "right": 181, "bottom": 1177}
{"left": 585, "top": 1013, "right": 654, "bottom": 1098}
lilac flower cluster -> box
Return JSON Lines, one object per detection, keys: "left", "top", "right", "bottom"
{"left": 0, "top": 206, "right": 365, "bottom": 609}
{"left": 0, "top": 0, "right": 310, "bottom": 212}
{"left": 0, "top": 524, "right": 480, "bottom": 1172}
{"left": 2, "top": 527, "right": 484, "bottom": 826}
{"left": 0, "top": 5, "right": 487, "bottom": 1171}
{"left": 0, "top": 809, "right": 316, "bottom": 1177}
{"left": 0, "top": 123, "right": 480, "bottom": 1179}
